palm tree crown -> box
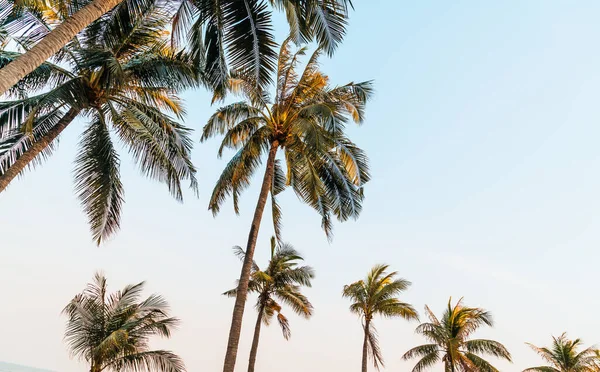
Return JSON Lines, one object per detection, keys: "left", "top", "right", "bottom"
{"left": 524, "top": 333, "right": 600, "bottom": 372}
{"left": 224, "top": 237, "right": 315, "bottom": 338}
{"left": 0, "top": 1, "right": 199, "bottom": 243}
{"left": 343, "top": 264, "right": 418, "bottom": 371}
{"left": 223, "top": 237, "right": 314, "bottom": 372}
{"left": 403, "top": 297, "right": 512, "bottom": 372}
{"left": 202, "top": 37, "right": 372, "bottom": 240}
{"left": 63, "top": 272, "right": 185, "bottom": 372}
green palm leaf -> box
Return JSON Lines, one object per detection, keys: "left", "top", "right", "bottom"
{"left": 74, "top": 114, "right": 124, "bottom": 245}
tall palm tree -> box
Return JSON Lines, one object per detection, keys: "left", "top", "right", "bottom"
{"left": 0, "top": 2, "right": 199, "bottom": 243}
{"left": 203, "top": 38, "right": 372, "bottom": 372}
{"left": 224, "top": 237, "right": 314, "bottom": 372}
{"left": 0, "top": 0, "right": 157, "bottom": 95}
{"left": 63, "top": 272, "right": 185, "bottom": 372}
{"left": 523, "top": 333, "right": 600, "bottom": 372}
{"left": 403, "top": 297, "right": 512, "bottom": 372}
{"left": 342, "top": 264, "right": 418, "bottom": 372}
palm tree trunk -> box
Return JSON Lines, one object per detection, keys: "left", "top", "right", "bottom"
{"left": 247, "top": 304, "right": 265, "bottom": 372}
{"left": 0, "top": 108, "right": 79, "bottom": 193}
{"left": 0, "top": 0, "right": 124, "bottom": 95}
{"left": 362, "top": 320, "right": 370, "bottom": 372}
{"left": 222, "top": 141, "right": 280, "bottom": 372}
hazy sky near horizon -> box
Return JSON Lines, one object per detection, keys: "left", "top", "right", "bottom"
{"left": 2, "top": 1, "right": 600, "bottom": 371}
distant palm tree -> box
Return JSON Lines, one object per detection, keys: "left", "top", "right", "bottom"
{"left": 342, "top": 264, "right": 418, "bottom": 372}
{"left": 403, "top": 297, "right": 511, "bottom": 372}
{"left": 524, "top": 333, "right": 600, "bottom": 372}
{"left": 203, "top": 37, "right": 372, "bottom": 372}
{"left": 224, "top": 237, "right": 314, "bottom": 372}
{"left": 0, "top": 2, "right": 199, "bottom": 243}
{"left": 63, "top": 272, "right": 185, "bottom": 372}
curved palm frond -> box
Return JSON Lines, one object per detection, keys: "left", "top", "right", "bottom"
{"left": 73, "top": 113, "right": 123, "bottom": 245}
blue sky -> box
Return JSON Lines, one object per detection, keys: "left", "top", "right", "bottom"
{"left": 2, "top": 1, "right": 600, "bottom": 371}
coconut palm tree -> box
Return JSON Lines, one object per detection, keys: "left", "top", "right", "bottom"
{"left": 342, "top": 264, "right": 418, "bottom": 372}
{"left": 224, "top": 237, "right": 314, "bottom": 372}
{"left": 0, "top": 2, "right": 199, "bottom": 243}
{"left": 1, "top": 0, "right": 355, "bottom": 96}
{"left": 63, "top": 272, "right": 185, "bottom": 372}
{"left": 0, "top": 0, "right": 158, "bottom": 95}
{"left": 203, "top": 38, "right": 372, "bottom": 372}
{"left": 403, "top": 297, "right": 512, "bottom": 372}
{"left": 523, "top": 333, "right": 600, "bottom": 372}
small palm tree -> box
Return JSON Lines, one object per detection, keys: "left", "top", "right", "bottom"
{"left": 0, "top": 2, "right": 199, "bottom": 243}
{"left": 342, "top": 264, "right": 418, "bottom": 372}
{"left": 524, "top": 333, "right": 600, "bottom": 372}
{"left": 403, "top": 297, "right": 512, "bottom": 372}
{"left": 203, "top": 37, "right": 372, "bottom": 372}
{"left": 63, "top": 272, "right": 185, "bottom": 372}
{"left": 224, "top": 237, "right": 314, "bottom": 372}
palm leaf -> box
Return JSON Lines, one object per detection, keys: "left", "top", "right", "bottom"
{"left": 73, "top": 113, "right": 124, "bottom": 245}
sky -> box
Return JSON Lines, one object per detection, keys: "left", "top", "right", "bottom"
{"left": 2, "top": 1, "right": 600, "bottom": 371}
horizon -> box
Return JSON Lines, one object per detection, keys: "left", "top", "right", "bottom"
{"left": 2, "top": 1, "right": 600, "bottom": 371}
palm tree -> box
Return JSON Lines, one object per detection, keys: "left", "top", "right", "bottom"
{"left": 172, "top": 0, "right": 354, "bottom": 96}
{"left": 0, "top": 2, "right": 199, "bottom": 243}
{"left": 224, "top": 237, "right": 314, "bottom": 372}
{"left": 203, "top": 38, "right": 372, "bottom": 372}
{"left": 403, "top": 297, "right": 512, "bottom": 372}
{"left": 1, "top": 0, "right": 355, "bottom": 96}
{"left": 342, "top": 264, "right": 418, "bottom": 372}
{"left": 523, "top": 333, "right": 600, "bottom": 372}
{"left": 0, "top": 0, "right": 158, "bottom": 95}
{"left": 63, "top": 272, "right": 185, "bottom": 372}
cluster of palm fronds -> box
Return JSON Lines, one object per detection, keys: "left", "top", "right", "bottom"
{"left": 63, "top": 273, "right": 186, "bottom": 372}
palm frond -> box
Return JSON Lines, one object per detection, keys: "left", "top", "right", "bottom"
{"left": 73, "top": 113, "right": 124, "bottom": 245}
{"left": 111, "top": 102, "right": 198, "bottom": 200}
{"left": 366, "top": 322, "right": 384, "bottom": 369}
{"left": 271, "top": 159, "right": 285, "bottom": 241}
{"left": 201, "top": 101, "right": 263, "bottom": 142}
{"left": 276, "top": 312, "right": 291, "bottom": 340}
{"left": 108, "top": 350, "right": 186, "bottom": 372}
{"left": 223, "top": 0, "right": 277, "bottom": 90}
{"left": 208, "top": 126, "right": 271, "bottom": 215}
{"left": 465, "top": 339, "right": 512, "bottom": 361}
{"left": 0, "top": 107, "right": 75, "bottom": 179}
{"left": 464, "top": 353, "right": 502, "bottom": 372}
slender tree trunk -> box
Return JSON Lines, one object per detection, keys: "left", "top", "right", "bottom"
{"left": 362, "top": 320, "right": 370, "bottom": 372}
{"left": 247, "top": 304, "right": 265, "bottom": 372}
{"left": 222, "top": 141, "right": 279, "bottom": 372}
{"left": 0, "top": 0, "right": 124, "bottom": 95}
{"left": 0, "top": 108, "right": 78, "bottom": 193}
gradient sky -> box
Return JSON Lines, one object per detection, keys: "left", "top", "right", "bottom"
{"left": 2, "top": 1, "right": 600, "bottom": 371}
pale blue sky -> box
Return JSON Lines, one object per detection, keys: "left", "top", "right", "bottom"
{"left": 2, "top": 1, "right": 600, "bottom": 371}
